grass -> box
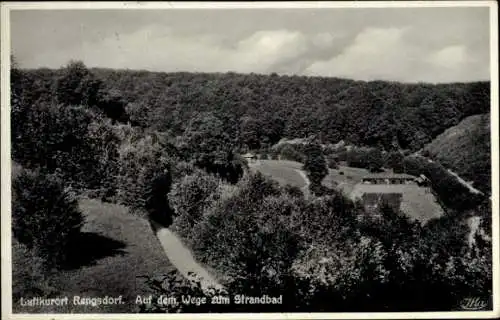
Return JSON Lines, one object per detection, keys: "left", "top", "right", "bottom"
{"left": 12, "top": 198, "right": 174, "bottom": 313}
{"left": 250, "top": 159, "right": 307, "bottom": 188}
{"left": 350, "top": 184, "right": 444, "bottom": 223}
{"left": 323, "top": 164, "right": 443, "bottom": 222}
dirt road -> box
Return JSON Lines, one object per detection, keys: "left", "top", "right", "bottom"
{"left": 151, "top": 222, "right": 224, "bottom": 292}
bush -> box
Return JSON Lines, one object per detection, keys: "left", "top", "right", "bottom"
{"left": 291, "top": 238, "right": 389, "bottom": 311}
{"left": 12, "top": 103, "right": 120, "bottom": 195}
{"left": 188, "top": 174, "right": 299, "bottom": 276}
{"left": 279, "top": 143, "right": 305, "bottom": 163}
{"left": 345, "top": 147, "right": 384, "bottom": 171}
{"left": 303, "top": 143, "right": 328, "bottom": 185}
{"left": 12, "top": 240, "right": 57, "bottom": 302}
{"left": 385, "top": 151, "right": 404, "bottom": 173}
{"left": 12, "top": 169, "right": 84, "bottom": 267}
{"left": 284, "top": 185, "right": 304, "bottom": 198}
{"left": 172, "top": 161, "right": 197, "bottom": 181}
{"left": 190, "top": 192, "right": 302, "bottom": 296}
{"left": 168, "top": 170, "right": 221, "bottom": 242}
{"left": 327, "top": 155, "right": 339, "bottom": 169}
{"left": 259, "top": 152, "right": 269, "bottom": 160}
{"left": 402, "top": 155, "right": 485, "bottom": 211}
{"left": 84, "top": 117, "right": 121, "bottom": 200}
{"left": 177, "top": 112, "right": 244, "bottom": 184}
{"left": 138, "top": 271, "right": 229, "bottom": 313}
{"left": 116, "top": 133, "right": 173, "bottom": 224}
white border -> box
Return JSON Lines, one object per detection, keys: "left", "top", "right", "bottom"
{"left": 1, "top": 1, "right": 498, "bottom": 320}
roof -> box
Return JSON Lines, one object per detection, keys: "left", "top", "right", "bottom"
{"left": 242, "top": 153, "right": 256, "bottom": 158}
{"left": 362, "top": 173, "right": 416, "bottom": 179}
{"left": 351, "top": 185, "right": 408, "bottom": 197}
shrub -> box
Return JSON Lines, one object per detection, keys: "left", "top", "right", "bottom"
{"left": 284, "top": 185, "right": 304, "bottom": 198}
{"left": 259, "top": 152, "right": 269, "bottom": 160}
{"left": 168, "top": 170, "right": 221, "bottom": 241}
{"left": 345, "top": 147, "right": 384, "bottom": 171}
{"left": 177, "top": 112, "right": 244, "bottom": 184}
{"left": 12, "top": 103, "right": 120, "bottom": 195}
{"left": 172, "top": 161, "right": 197, "bottom": 181}
{"left": 12, "top": 240, "right": 57, "bottom": 302}
{"left": 138, "top": 271, "right": 229, "bottom": 313}
{"left": 84, "top": 117, "right": 121, "bottom": 200}
{"left": 279, "top": 143, "right": 305, "bottom": 163}
{"left": 327, "top": 155, "right": 339, "bottom": 169}
{"left": 116, "top": 134, "right": 173, "bottom": 224}
{"left": 402, "top": 155, "right": 485, "bottom": 211}
{"left": 291, "top": 238, "right": 389, "bottom": 311}
{"left": 188, "top": 174, "right": 299, "bottom": 278}
{"left": 190, "top": 192, "right": 302, "bottom": 296}
{"left": 303, "top": 143, "right": 328, "bottom": 185}
{"left": 385, "top": 151, "right": 404, "bottom": 173}
{"left": 12, "top": 169, "right": 84, "bottom": 267}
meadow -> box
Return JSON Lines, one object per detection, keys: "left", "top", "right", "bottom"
{"left": 250, "top": 160, "right": 308, "bottom": 188}
{"left": 13, "top": 197, "right": 174, "bottom": 313}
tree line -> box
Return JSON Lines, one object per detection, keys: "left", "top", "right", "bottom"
{"left": 15, "top": 61, "right": 490, "bottom": 152}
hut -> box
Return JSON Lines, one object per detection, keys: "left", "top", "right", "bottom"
{"left": 361, "top": 173, "right": 416, "bottom": 185}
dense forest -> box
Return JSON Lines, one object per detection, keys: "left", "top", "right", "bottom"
{"left": 10, "top": 60, "right": 493, "bottom": 313}
{"left": 15, "top": 63, "right": 490, "bottom": 152}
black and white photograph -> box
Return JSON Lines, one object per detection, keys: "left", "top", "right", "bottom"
{"left": 1, "top": 1, "right": 498, "bottom": 318}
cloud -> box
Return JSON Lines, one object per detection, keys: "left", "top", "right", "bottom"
{"left": 230, "top": 30, "right": 309, "bottom": 73}
{"left": 426, "top": 45, "right": 468, "bottom": 69}
{"left": 305, "top": 27, "right": 420, "bottom": 81}
{"left": 304, "top": 27, "right": 489, "bottom": 83}
{"left": 23, "top": 26, "right": 312, "bottom": 75}
{"left": 18, "top": 20, "right": 489, "bottom": 83}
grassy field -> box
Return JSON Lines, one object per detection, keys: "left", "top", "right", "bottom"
{"left": 250, "top": 159, "right": 307, "bottom": 188}
{"left": 350, "top": 184, "right": 444, "bottom": 223}
{"left": 323, "top": 165, "right": 443, "bottom": 222}
{"left": 12, "top": 198, "right": 174, "bottom": 313}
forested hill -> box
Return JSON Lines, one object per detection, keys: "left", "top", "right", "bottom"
{"left": 19, "top": 67, "right": 490, "bottom": 152}
{"left": 422, "top": 113, "right": 491, "bottom": 193}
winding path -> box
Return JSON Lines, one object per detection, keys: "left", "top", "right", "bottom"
{"left": 150, "top": 221, "right": 224, "bottom": 292}
{"left": 295, "top": 169, "right": 311, "bottom": 199}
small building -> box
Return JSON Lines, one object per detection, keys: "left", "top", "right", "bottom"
{"left": 415, "top": 174, "right": 430, "bottom": 187}
{"left": 361, "top": 173, "right": 416, "bottom": 185}
{"left": 242, "top": 152, "right": 257, "bottom": 164}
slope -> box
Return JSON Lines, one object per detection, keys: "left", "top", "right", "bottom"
{"left": 422, "top": 114, "right": 491, "bottom": 194}
{"left": 12, "top": 198, "right": 175, "bottom": 313}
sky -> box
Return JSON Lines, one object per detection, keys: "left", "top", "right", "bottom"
{"left": 10, "top": 5, "right": 492, "bottom": 83}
